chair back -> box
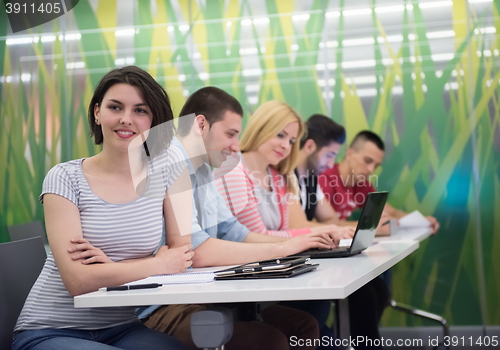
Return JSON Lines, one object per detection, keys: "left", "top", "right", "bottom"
{"left": 0, "top": 237, "right": 46, "bottom": 349}
{"left": 7, "top": 220, "right": 48, "bottom": 245}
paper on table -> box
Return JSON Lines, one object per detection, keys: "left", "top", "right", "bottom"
{"left": 126, "top": 269, "right": 215, "bottom": 286}
{"left": 339, "top": 238, "right": 352, "bottom": 247}
{"left": 398, "top": 210, "right": 431, "bottom": 228}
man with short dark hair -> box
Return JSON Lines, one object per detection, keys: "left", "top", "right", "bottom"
{"left": 176, "top": 86, "right": 243, "bottom": 138}
{"left": 319, "top": 130, "right": 384, "bottom": 221}
{"left": 296, "top": 124, "right": 392, "bottom": 350}
{"left": 289, "top": 114, "right": 356, "bottom": 227}
{"left": 318, "top": 130, "right": 439, "bottom": 233}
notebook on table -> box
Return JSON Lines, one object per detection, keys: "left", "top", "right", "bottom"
{"left": 293, "top": 191, "right": 389, "bottom": 259}
{"left": 126, "top": 269, "right": 215, "bottom": 286}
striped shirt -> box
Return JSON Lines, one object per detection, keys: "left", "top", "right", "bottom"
{"left": 213, "top": 161, "right": 311, "bottom": 238}
{"left": 15, "top": 146, "right": 186, "bottom": 331}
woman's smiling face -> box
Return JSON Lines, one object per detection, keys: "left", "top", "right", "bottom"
{"left": 94, "top": 83, "right": 153, "bottom": 153}
{"left": 255, "top": 121, "right": 299, "bottom": 166}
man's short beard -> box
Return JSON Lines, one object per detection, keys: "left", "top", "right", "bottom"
{"left": 305, "top": 153, "right": 320, "bottom": 177}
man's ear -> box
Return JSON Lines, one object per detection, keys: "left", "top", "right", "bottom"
{"left": 345, "top": 148, "right": 354, "bottom": 159}
{"left": 194, "top": 114, "right": 208, "bottom": 135}
{"left": 303, "top": 139, "right": 317, "bottom": 155}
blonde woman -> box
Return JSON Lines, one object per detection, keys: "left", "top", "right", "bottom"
{"left": 214, "top": 101, "right": 352, "bottom": 349}
{"left": 214, "top": 100, "right": 352, "bottom": 241}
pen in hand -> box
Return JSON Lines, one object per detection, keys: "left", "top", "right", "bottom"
{"left": 99, "top": 283, "right": 162, "bottom": 292}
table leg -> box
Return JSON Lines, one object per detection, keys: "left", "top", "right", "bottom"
{"left": 336, "top": 299, "right": 355, "bottom": 350}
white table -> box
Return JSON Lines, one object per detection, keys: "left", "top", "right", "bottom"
{"left": 74, "top": 241, "right": 419, "bottom": 308}
{"left": 375, "top": 227, "right": 432, "bottom": 243}
{"left": 74, "top": 240, "right": 420, "bottom": 344}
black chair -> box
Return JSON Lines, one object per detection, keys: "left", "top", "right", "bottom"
{"left": 390, "top": 299, "right": 449, "bottom": 349}
{"left": 7, "top": 220, "right": 48, "bottom": 245}
{"left": 0, "top": 237, "right": 47, "bottom": 349}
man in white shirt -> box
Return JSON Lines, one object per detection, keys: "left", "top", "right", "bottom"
{"left": 291, "top": 114, "right": 392, "bottom": 350}
{"left": 290, "top": 114, "right": 356, "bottom": 228}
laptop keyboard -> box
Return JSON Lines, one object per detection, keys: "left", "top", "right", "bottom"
{"left": 300, "top": 246, "right": 349, "bottom": 255}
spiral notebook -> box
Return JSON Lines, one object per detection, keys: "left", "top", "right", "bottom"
{"left": 126, "top": 269, "right": 215, "bottom": 286}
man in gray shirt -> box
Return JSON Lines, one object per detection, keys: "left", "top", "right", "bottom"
{"left": 139, "top": 87, "right": 339, "bottom": 350}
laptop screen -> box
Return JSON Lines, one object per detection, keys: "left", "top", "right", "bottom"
{"left": 349, "top": 191, "right": 389, "bottom": 254}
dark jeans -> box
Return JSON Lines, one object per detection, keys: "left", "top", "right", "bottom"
{"left": 281, "top": 276, "right": 391, "bottom": 350}
{"left": 144, "top": 303, "right": 319, "bottom": 350}
{"left": 13, "top": 321, "right": 188, "bottom": 350}
{"left": 348, "top": 276, "right": 391, "bottom": 350}
{"left": 280, "top": 299, "right": 337, "bottom": 349}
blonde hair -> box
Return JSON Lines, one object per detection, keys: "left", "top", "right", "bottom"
{"left": 240, "top": 100, "right": 306, "bottom": 190}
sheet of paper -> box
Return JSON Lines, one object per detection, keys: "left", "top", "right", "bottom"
{"left": 184, "top": 265, "right": 238, "bottom": 273}
{"left": 398, "top": 210, "right": 431, "bottom": 228}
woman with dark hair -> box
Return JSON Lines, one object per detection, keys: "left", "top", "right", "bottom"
{"left": 12, "top": 66, "right": 192, "bottom": 350}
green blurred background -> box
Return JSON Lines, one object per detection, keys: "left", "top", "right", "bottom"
{"left": 0, "top": 0, "right": 498, "bottom": 328}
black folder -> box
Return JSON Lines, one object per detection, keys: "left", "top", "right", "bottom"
{"left": 214, "top": 257, "right": 318, "bottom": 280}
